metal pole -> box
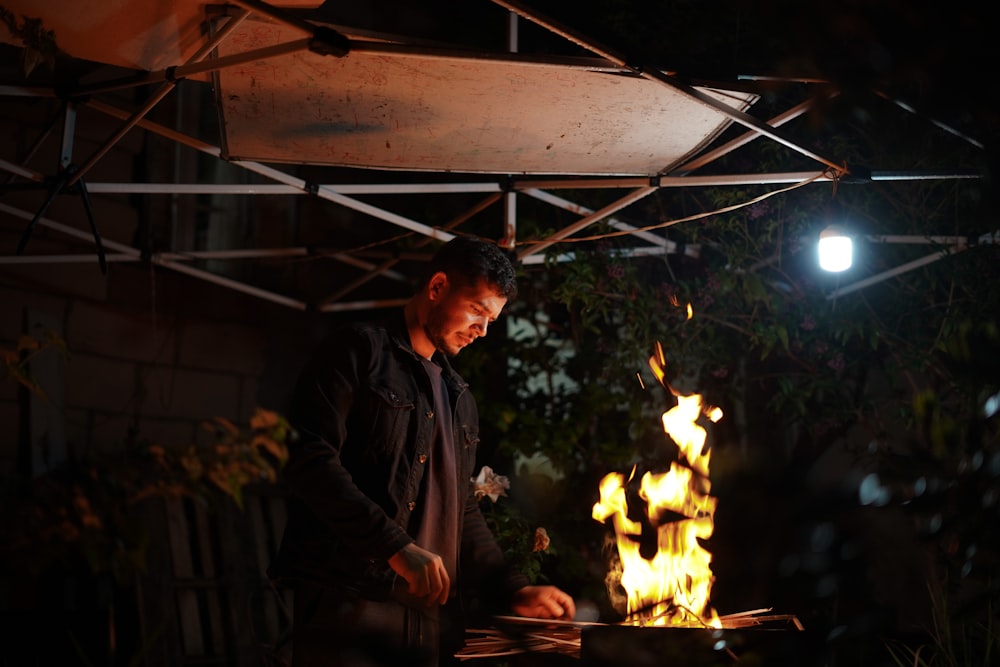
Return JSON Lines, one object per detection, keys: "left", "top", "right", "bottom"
{"left": 228, "top": 0, "right": 322, "bottom": 36}
{"left": 873, "top": 90, "right": 985, "bottom": 150}
{"left": 513, "top": 171, "right": 836, "bottom": 190}
{"left": 675, "top": 97, "right": 820, "bottom": 175}
{"left": 86, "top": 100, "right": 222, "bottom": 157}
{"left": 507, "top": 10, "right": 519, "bottom": 53}
{"left": 7, "top": 106, "right": 64, "bottom": 183}
{"left": 0, "top": 202, "right": 138, "bottom": 254}
{"left": 66, "top": 10, "right": 250, "bottom": 188}
{"left": 825, "top": 246, "right": 967, "bottom": 299}
{"left": 319, "top": 298, "right": 409, "bottom": 313}
{"left": 0, "top": 253, "right": 138, "bottom": 264}
{"left": 81, "top": 183, "right": 502, "bottom": 195}
{"left": 87, "top": 99, "right": 449, "bottom": 241}
{"left": 501, "top": 191, "right": 517, "bottom": 250}
{"left": 865, "top": 235, "right": 970, "bottom": 245}
{"left": 59, "top": 103, "right": 76, "bottom": 170}
{"left": 160, "top": 39, "right": 311, "bottom": 80}
{"left": 76, "top": 39, "right": 311, "bottom": 96}
{"left": 519, "top": 244, "right": 694, "bottom": 265}
{"left": 516, "top": 187, "right": 657, "bottom": 259}
{"left": 0, "top": 157, "right": 44, "bottom": 182}
{"left": 235, "top": 160, "right": 450, "bottom": 240}
{"left": 156, "top": 259, "right": 309, "bottom": 310}
{"left": 522, "top": 188, "right": 697, "bottom": 257}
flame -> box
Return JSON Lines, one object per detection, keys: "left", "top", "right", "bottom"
{"left": 593, "top": 350, "right": 722, "bottom": 628}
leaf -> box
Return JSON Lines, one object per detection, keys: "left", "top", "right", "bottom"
{"left": 180, "top": 450, "right": 204, "bottom": 479}
{"left": 212, "top": 417, "right": 240, "bottom": 436}
{"left": 250, "top": 407, "right": 279, "bottom": 430}
{"left": 252, "top": 434, "right": 288, "bottom": 463}
{"left": 17, "top": 334, "right": 39, "bottom": 352}
{"left": 775, "top": 324, "right": 790, "bottom": 353}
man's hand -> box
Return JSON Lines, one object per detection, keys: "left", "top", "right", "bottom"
{"left": 510, "top": 585, "right": 576, "bottom": 620}
{"left": 388, "top": 543, "right": 450, "bottom": 606}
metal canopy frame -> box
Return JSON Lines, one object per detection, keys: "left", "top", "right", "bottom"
{"left": 0, "top": 0, "right": 985, "bottom": 311}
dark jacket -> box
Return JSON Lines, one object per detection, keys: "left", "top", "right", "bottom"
{"left": 270, "top": 311, "right": 527, "bottom": 607}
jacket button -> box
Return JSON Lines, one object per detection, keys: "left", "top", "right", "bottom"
{"left": 407, "top": 501, "right": 416, "bottom": 511}
{"left": 418, "top": 453, "right": 428, "bottom": 464}
{"left": 425, "top": 410, "right": 434, "bottom": 419}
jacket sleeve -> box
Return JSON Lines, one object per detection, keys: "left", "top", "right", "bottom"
{"left": 282, "top": 327, "right": 413, "bottom": 561}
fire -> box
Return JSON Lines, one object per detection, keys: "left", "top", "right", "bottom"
{"left": 592, "top": 345, "right": 722, "bottom": 628}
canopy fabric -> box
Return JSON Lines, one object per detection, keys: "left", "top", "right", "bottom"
{"left": 215, "top": 16, "right": 757, "bottom": 176}
{"left": 0, "top": 0, "right": 302, "bottom": 73}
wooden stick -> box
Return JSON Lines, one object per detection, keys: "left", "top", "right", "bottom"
{"left": 456, "top": 609, "right": 804, "bottom": 659}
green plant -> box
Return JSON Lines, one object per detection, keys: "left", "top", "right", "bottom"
{"left": 473, "top": 465, "right": 555, "bottom": 584}
{"left": 886, "top": 583, "right": 998, "bottom": 667}
{"left": 0, "top": 5, "right": 59, "bottom": 76}
{"left": 138, "top": 408, "right": 291, "bottom": 509}
{"left": 0, "top": 407, "right": 292, "bottom": 582}
{"left": 1, "top": 328, "right": 68, "bottom": 401}
{"left": 878, "top": 322, "right": 1000, "bottom": 666}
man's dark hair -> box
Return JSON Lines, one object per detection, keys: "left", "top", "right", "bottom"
{"left": 422, "top": 235, "right": 517, "bottom": 299}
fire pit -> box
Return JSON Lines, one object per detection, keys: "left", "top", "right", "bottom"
{"left": 581, "top": 624, "right": 812, "bottom": 666}
{"left": 459, "top": 343, "right": 808, "bottom": 664}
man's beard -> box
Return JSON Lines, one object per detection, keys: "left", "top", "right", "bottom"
{"left": 424, "top": 316, "right": 460, "bottom": 357}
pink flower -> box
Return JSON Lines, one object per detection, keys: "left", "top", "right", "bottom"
{"left": 748, "top": 201, "right": 771, "bottom": 220}
{"left": 827, "top": 353, "right": 846, "bottom": 373}
{"left": 472, "top": 466, "right": 510, "bottom": 502}
{"left": 533, "top": 527, "right": 550, "bottom": 552}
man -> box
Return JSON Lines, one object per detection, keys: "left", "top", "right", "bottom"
{"left": 271, "top": 235, "right": 575, "bottom": 666}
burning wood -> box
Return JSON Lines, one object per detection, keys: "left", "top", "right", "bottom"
{"left": 457, "top": 616, "right": 595, "bottom": 660}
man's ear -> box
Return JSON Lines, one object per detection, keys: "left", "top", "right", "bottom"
{"left": 428, "top": 271, "right": 449, "bottom": 300}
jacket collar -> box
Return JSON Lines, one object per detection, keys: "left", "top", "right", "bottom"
{"left": 385, "top": 309, "right": 469, "bottom": 391}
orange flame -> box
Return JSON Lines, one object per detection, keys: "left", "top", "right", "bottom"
{"left": 593, "top": 348, "right": 722, "bottom": 627}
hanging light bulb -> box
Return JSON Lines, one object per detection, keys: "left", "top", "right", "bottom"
{"left": 818, "top": 225, "right": 853, "bottom": 272}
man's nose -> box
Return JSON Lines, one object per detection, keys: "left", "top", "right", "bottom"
{"left": 472, "top": 318, "right": 489, "bottom": 337}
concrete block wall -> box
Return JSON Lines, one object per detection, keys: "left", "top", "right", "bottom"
{"left": 0, "top": 76, "right": 326, "bottom": 666}
{"left": 0, "top": 275, "right": 309, "bottom": 477}
{"left": 0, "top": 87, "right": 328, "bottom": 475}
{"left": 0, "top": 260, "right": 329, "bottom": 664}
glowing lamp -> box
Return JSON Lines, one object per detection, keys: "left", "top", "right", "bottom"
{"left": 818, "top": 225, "right": 853, "bottom": 272}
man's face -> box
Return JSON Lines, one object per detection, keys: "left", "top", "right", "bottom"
{"left": 424, "top": 274, "right": 507, "bottom": 357}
